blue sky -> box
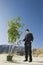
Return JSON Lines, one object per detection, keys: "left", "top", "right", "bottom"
{"left": 0, "top": 0, "right": 43, "bottom": 48}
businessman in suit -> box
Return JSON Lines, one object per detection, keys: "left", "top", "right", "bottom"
{"left": 23, "top": 29, "right": 34, "bottom": 62}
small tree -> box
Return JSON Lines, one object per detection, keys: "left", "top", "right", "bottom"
{"left": 7, "top": 16, "right": 24, "bottom": 60}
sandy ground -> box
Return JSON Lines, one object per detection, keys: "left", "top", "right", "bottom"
{"left": 0, "top": 54, "right": 43, "bottom": 65}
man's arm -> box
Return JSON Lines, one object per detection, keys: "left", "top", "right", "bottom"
{"left": 31, "top": 34, "right": 34, "bottom": 41}
{"left": 23, "top": 36, "right": 26, "bottom": 41}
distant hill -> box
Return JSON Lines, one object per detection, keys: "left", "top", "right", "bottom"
{"left": 32, "top": 48, "right": 43, "bottom": 57}
{"left": 0, "top": 45, "right": 43, "bottom": 57}
{"left": 0, "top": 45, "right": 24, "bottom": 54}
{"left": 0, "top": 45, "right": 9, "bottom": 53}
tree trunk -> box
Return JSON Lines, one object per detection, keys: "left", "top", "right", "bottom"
{"left": 11, "top": 43, "right": 15, "bottom": 54}
{"left": 9, "top": 45, "right": 11, "bottom": 55}
{"left": 7, "top": 45, "right": 13, "bottom": 61}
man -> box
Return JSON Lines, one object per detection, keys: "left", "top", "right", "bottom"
{"left": 23, "top": 29, "right": 34, "bottom": 62}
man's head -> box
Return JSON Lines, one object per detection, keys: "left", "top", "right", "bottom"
{"left": 25, "top": 29, "right": 30, "bottom": 34}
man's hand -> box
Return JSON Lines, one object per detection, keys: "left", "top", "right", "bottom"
{"left": 17, "top": 40, "right": 22, "bottom": 45}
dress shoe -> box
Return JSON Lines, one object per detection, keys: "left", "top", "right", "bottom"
{"left": 29, "top": 59, "right": 32, "bottom": 62}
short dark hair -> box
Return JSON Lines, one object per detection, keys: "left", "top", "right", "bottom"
{"left": 26, "top": 29, "right": 30, "bottom": 32}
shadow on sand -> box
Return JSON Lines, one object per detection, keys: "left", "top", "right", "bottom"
{"left": 4, "top": 60, "right": 43, "bottom": 64}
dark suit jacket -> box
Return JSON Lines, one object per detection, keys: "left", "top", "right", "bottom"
{"left": 23, "top": 33, "right": 34, "bottom": 45}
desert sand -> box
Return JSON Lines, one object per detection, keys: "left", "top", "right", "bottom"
{"left": 0, "top": 54, "right": 43, "bottom": 65}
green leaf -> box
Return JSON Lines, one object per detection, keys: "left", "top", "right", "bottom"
{"left": 8, "top": 16, "right": 24, "bottom": 44}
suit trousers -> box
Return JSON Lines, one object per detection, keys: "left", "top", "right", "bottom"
{"left": 25, "top": 43, "right": 32, "bottom": 61}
